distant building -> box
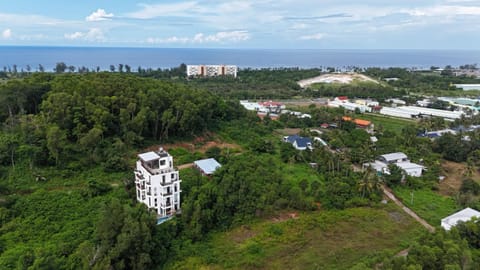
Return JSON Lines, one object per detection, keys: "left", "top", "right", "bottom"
{"left": 134, "top": 148, "right": 181, "bottom": 218}
{"left": 454, "top": 84, "right": 480, "bottom": 91}
{"left": 441, "top": 208, "right": 480, "bottom": 231}
{"left": 187, "top": 65, "right": 237, "bottom": 78}
{"left": 385, "top": 98, "right": 407, "bottom": 105}
{"left": 379, "top": 106, "right": 464, "bottom": 120}
{"left": 328, "top": 98, "right": 372, "bottom": 113}
{"left": 194, "top": 158, "right": 222, "bottom": 176}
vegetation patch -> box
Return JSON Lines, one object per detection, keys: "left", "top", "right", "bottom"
{"left": 166, "top": 206, "right": 423, "bottom": 270}
{"left": 393, "top": 187, "right": 458, "bottom": 225}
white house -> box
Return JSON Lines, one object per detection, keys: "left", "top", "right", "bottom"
{"left": 441, "top": 208, "right": 480, "bottom": 230}
{"left": 134, "top": 148, "right": 181, "bottom": 218}
{"left": 395, "top": 162, "right": 425, "bottom": 177}
{"left": 194, "top": 158, "right": 222, "bottom": 176}
{"left": 378, "top": 152, "right": 409, "bottom": 164}
{"left": 364, "top": 152, "right": 424, "bottom": 177}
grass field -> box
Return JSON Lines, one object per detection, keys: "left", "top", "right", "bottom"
{"left": 361, "top": 113, "right": 416, "bottom": 133}
{"left": 393, "top": 187, "right": 458, "bottom": 226}
{"left": 166, "top": 205, "right": 424, "bottom": 270}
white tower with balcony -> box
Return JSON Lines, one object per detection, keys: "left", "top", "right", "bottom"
{"left": 134, "top": 148, "right": 181, "bottom": 217}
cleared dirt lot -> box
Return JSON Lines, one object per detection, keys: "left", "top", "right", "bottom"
{"left": 438, "top": 160, "right": 480, "bottom": 196}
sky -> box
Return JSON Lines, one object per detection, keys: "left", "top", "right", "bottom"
{"left": 0, "top": 0, "right": 480, "bottom": 49}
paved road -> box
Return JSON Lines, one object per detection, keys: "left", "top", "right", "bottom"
{"left": 382, "top": 186, "right": 436, "bottom": 233}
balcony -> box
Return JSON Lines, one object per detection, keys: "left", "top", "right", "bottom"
{"left": 136, "top": 184, "right": 146, "bottom": 190}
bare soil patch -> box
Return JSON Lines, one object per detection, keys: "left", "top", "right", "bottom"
{"left": 438, "top": 160, "right": 480, "bottom": 196}
{"left": 231, "top": 225, "right": 257, "bottom": 244}
{"left": 145, "top": 133, "right": 241, "bottom": 154}
{"left": 270, "top": 211, "right": 300, "bottom": 223}
{"left": 274, "top": 128, "right": 302, "bottom": 136}
{"left": 297, "top": 73, "right": 378, "bottom": 88}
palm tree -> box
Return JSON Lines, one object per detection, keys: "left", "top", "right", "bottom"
{"left": 464, "top": 157, "right": 475, "bottom": 177}
{"left": 358, "top": 166, "right": 382, "bottom": 198}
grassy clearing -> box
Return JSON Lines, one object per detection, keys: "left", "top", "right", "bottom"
{"left": 166, "top": 204, "right": 423, "bottom": 270}
{"left": 361, "top": 113, "right": 416, "bottom": 133}
{"left": 393, "top": 187, "right": 458, "bottom": 226}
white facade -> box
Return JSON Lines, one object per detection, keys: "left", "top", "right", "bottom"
{"left": 187, "top": 65, "right": 237, "bottom": 78}
{"left": 328, "top": 99, "right": 372, "bottom": 113}
{"left": 441, "top": 208, "right": 480, "bottom": 230}
{"left": 364, "top": 152, "right": 424, "bottom": 177}
{"left": 135, "top": 148, "right": 181, "bottom": 218}
{"left": 379, "top": 106, "right": 464, "bottom": 120}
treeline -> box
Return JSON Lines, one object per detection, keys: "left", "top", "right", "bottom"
{"left": 184, "top": 68, "right": 322, "bottom": 99}
{"left": 0, "top": 73, "right": 244, "bottom": 170}
{"left": 378, "top": 219, "right": 480, "bottom": 269}
{"left": 307, "top": 81, "right": 405, "bottom": 99}
{"left": 365, "top": 67, "right": 480, "bottom": 91}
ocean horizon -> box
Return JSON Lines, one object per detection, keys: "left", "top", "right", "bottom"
{"left": 1, "top": 46, "right": 480, "bottom": 71}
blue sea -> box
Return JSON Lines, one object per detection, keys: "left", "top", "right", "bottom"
{"left": 1, "top": 46, "right": 480, "bottom": 71}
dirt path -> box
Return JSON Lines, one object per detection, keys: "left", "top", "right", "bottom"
{"left": 178, "top": 163, "right": 193, "bottom": 170}
{"left": 382, "top": 186, "right": 436, "bottom": 233}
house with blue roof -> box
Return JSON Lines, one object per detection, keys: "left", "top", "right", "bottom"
{"left": 283, "top": 135, "right": 313, "bottom": 150}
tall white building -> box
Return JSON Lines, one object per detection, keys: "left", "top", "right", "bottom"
{"left": 134, "top": 148, "right": 181, "bottom": 217}
{"left": 187, "top": 65, "right": 237, "bottom": 78}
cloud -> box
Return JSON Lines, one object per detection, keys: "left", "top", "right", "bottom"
{"left": 2, "top": 29, "right": 12, "bottom": 39}
{"left": 86, "top": 9, "right": 114, "bottom": 22}
{"left": 64, "top": 28, "right": 105, "bottom": 41}
{"left": 65, "top": 31, "right": 84, "bottom": 40}
{"left": 406, "top": 5, "right": 480, "bottom": 16}
{"left": 285, "top": 13, "right": 353, "bottom": 21}
{"left": 299, "top": 33, "right": 324, "bottom": 40}
{"left": 147, "top": 30, "right": 250, "bottom": 44}
{"left": 127, "top": 2, "right": 198, "bottom": 19}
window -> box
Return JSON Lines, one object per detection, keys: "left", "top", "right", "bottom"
{"left": 171, "top": 173, "right": 175, "bottom": 179}
{"left": 160, "top": 159, "right": 166, "bottom": 166}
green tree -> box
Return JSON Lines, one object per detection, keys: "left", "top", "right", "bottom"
{"left": 46, "top": 125, "right": 67, "bottom": 166}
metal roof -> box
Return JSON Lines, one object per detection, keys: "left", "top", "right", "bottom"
{"left": 441, "top": 208, "right": 480, "bottom": 230}
{"left": 138, "top": 151, "right": 160, "bottom": 162}
{"left": 380, "top": 152, "right": 408, "bottom": 162}
{"left": 194, "top": 158, "right": 222, "bottom": 175}
{"left": 395, "top": 162, "right": 424, "bottom": 170}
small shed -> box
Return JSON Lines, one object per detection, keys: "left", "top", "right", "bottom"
{"left": 441, "top": 208, "right": 480, "bottom": 231}
{"left": 194, "top": 158, "right": 222, "bottom": 176}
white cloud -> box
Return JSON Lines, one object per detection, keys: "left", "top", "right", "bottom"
{"left": 300, "top": 33, "right": 324, "bottom": 40}
{"left": 291, "top": 23, "right": 308, "bottom": 30}
{"left": 127, "top": 2, "right": 198, "bottom": 19}
{"left": 406, "top": 5, "right": 480, "bottom": 16}
{"left": 147, "top": 30, "right": 250, "bottom": 44}
{"left": 64, "top": 28, "right": 105, "bottom": 41}
{"left": 65, "top": 31, "right": 84, "bottom": 40}
{"left": 86, "top": 9, "right": 114, "bottom": 22}
{"left": 2, "top": 29, "right": 12, "bottom": 39}
{"left": 0, "top": 13, "right": 65, "bottom": 26}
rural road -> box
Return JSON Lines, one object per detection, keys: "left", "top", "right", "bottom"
{"left": 382, "top": 186, "right": 436, "bottom": 233}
